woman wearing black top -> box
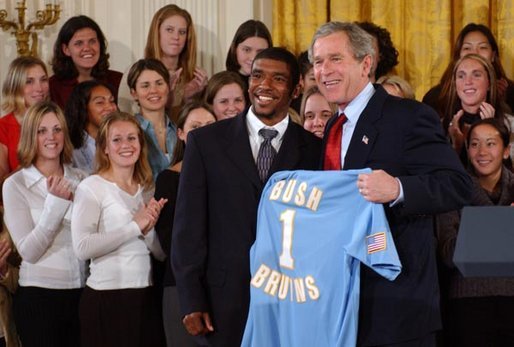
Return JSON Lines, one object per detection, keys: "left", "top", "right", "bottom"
{"left": 154, "top": 100, "right": 215, "bottom": 347}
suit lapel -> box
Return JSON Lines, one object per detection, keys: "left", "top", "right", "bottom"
{"left": 269, "top": 121, "right": 303, "bottom": 177}
{"left": 224, "top": 112, "right": 263, "bottom": 188}
{"left": 343, "top": 85, "right": 388, "bottom": 170}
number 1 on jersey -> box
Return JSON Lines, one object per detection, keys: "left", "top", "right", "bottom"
{"left": 279, "top": 209, "right": 296, "bottom": 269}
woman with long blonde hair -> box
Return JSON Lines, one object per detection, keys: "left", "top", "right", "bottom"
{"left": 3, "top": 101, "right": 86, "bottom": 347}
{"left": 0, "top": 57, "right": 49, "bottom": 181}
{"left": 72, "top": 111, "right": 166, "bottom": 347}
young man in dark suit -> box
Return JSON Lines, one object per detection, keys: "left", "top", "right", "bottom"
{"left": 171, "top": 47, "right": 321, "bottom": 347}
{"left": 310, "top": 22, "right": 472, "bottom": 346}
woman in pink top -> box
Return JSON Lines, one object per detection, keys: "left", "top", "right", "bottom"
{"left": 0, "top": 57, "right": 49, "bottom": 181}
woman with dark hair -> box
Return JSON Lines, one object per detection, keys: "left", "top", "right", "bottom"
{"left": 203, "top": 71, "right": 246, "bottom": 120}
{"left": 72, "top": 111, "right": 166, "bottom": 347}
{"left": 424, "top": 23, "right": 514, "bottom": 114}
{"left": 50, "top": 15, "right": 122, "bottom": 109}
{"left": 154, "top": 100, "right": 215, "bottom": 347}
{"left": 3, "top": 101, "right": 87, "bottom": 347}
{"left": 436, "top": 118, "right": 514, "bottom": 346}
{"left": 127, "top": 58, "right": 177, "bottom": 181}
{"left": 225, "top": 20, "right": 273, "bottom": 102}
{"left": 356, "top": 21, "right": 399, "bottom": 82}
{"left": 64, "top": 80, "right": 117, "bottom": 173}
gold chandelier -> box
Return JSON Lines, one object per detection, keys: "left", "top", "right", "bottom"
{"left": 0, "top": 0, "right": 61, "bottom": 57}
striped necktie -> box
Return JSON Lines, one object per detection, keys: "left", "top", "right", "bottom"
{"left": 256, "top": 128, "right": 279, "bottom": 181}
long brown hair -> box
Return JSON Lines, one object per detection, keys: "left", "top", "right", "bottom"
{"left": 440, "top": 54, "right": 504, "bottom": 131}
{"left": 225, "top": 20, "right": 272, "bottom": 74}
{"left": 435, "top": 23, "right": 510, "bottom": 115}
{"left": 144, "top": 4, "right": 196, "bottom": 84}
{"left": 95, "top": 111, "right": 153, "bottom": 190}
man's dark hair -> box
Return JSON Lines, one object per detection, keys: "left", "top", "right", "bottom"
{"left": 253, "top": 47, "right": 300, "bottom": 92}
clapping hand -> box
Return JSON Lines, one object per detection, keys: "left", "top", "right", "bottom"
{"left": 448, "top": 110, "right": 469, "bottom": 153}
{"left": 478, "top": 101, "right": 495, "bottom": 119}
{"left": 133, "top": 198, "right": 168, "bottom": 235}
{"left": 47, "top": 175, "right": 73, "bottom": 201}
{"left": 183, "top": 67, "right": 208, "bottom": 100}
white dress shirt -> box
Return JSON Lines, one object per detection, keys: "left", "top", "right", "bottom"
{"left": 72, "top": 175, "right": 165, "bottom": 290}
{"left": 339, "top": 82, "right": 375, "bottom": 167}
{"left": 246, "top": 107, "right": 289, "bottom": 161}
{"left": 338, "top": 82, "right": 404, "bottom": 204}
{"left": 2, "top": 164, "right": 87, "bottom": 289}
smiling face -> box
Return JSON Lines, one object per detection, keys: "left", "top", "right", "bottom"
{"left": 455, "top": 57, "right": 490, "bottom": 113}
{"left": 87, "top": 85, "right": 117, "bottom": 130}
{"left": 249, "top": 58, "right": 296, "bottom": 125}
{"left": 23, "top": 65, "right": 49, "bottom": 107}
{"left": 131, "top": 69, "right": 169, "bottom": 113}
{"left": 312, "top": 31, "right": 372, "bottom": 110}
{"left": 104, "top": 120, "right": 141, "bottom": 169}
{"left": 303, "top": 93, "right": 333, "bottom": 138}
{"left": 36, "top": 112, "right": 64, "bottom": 165}
{"left": 159, "top": 15, "right": 188, "bottom": 59}
{"left": 62, "top": 27, "right": 100, "bottom": 74}
{"left": 468, "top": 123, "right": 509, "bottom": 181}
{"left": 236, "top": 36, "right": 270, "bottom": 76}
{"left": 212, "top": 83, "right": 246, "bottom": 120}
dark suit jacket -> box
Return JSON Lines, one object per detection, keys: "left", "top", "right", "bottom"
{"left": 172, "top": 111, "right": 321, "bottom": 347}
{"left": 322, "top": 85, "right": 472, "bottom": 346}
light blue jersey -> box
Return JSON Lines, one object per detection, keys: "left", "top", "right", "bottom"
{"left": 241, "top": 169, "right": 402, "bottom": 347}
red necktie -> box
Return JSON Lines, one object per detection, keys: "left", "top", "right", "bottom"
{"left": 323, "top": 114, "right": 347, "bottom": 170}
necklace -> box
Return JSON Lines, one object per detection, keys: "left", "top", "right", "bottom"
{"left": 152, "top": 117, "right": 167, "bottom": 136}
{"left": 155, "top": 126, "right": 166, "bottom": 135}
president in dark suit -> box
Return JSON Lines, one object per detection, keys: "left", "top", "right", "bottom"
{"left": 171, "top": 47, "right": 321, "bottom": 347}
{"left": 310, "top": 22, "right": 472, "bottom": 346}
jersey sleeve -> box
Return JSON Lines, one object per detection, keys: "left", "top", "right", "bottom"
{"left": 346, "top": 199, "right": 402, "bottom": 281}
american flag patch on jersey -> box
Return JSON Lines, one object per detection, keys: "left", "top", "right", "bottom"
{"left": 366, "top": 232, "right": 387, "bottom": 254}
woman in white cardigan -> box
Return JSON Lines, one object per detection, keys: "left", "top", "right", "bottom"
{"left": 71, "top": 111, "right": 166, "bottom": 347}
{"left": 2, "top": 101, "right": 87, "bottom": 347}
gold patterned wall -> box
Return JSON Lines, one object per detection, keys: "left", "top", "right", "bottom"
{"left": 272, "top": 0, "right": 514, "bottom": 100}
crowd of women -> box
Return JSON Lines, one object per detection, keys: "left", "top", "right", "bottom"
{"left": 0, "top": 3, "right": 512, "bottom": 346}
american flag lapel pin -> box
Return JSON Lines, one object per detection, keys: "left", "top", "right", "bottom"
{"left": 362, "top": 135, "right": 369, "bottom": 145}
